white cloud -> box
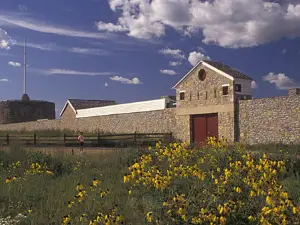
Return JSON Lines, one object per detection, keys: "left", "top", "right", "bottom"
{"left": 96, "top": 0, "right": 300, "bottom": 48}
{"left": 0, "top": 14, "right": 111, "bottom": 39}
{"left": 110, "top": 76, "right": 142, "bottom": 84}
{"left": 0, "top": 28, "right": 12, "bottom": 50}
{"left": 0, "top": 78, "right": 8, "bottom": 82}
{"left": 263, "top": 72, "right": 299, "bottom": 89}
{"left": 159, "top": 48, "right": 185, "bottom": 59}
{"left": 188, "top": 51, "right": 211, "bottom": 66}
{"left": 160, "top": 69, "right": 177, "bottom": 75}
{"left": 8, "top": 61, "right": 21, "bottom": 67}
{"left": 18, "top": 5, "right": 27, "bottom": 11}
{"left": 105, "top": 82, "right": 108, "bottom": 87}
{"left": 169, "top": 61, "right": 181, "bottom": 66}
{"left": 251, "top": 81, "right": 258, "bottom": 89}
{"left": 24, "top": 42, "right": 57, "bottom": 51}
{"left": 37, "top": 68, "right": 117, "bottom": 76}
{"left": 96, "top": 21, "right": 128, "bottom": 32}
{"left": 69, "top": 47, "right": 108, "bottom": 56}
{"left": 13, "top": 41, "right": 109, "bottom": 56}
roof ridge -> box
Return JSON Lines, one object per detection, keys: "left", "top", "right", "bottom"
{"left": 68, "top": 99, "right": 115, "bottom": 101}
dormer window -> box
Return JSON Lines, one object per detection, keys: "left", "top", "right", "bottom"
{"left": 179, "top": 92, "right": 185, "bottom": 100}
{"left": 235, "top": 84, "right": 241, "bottom": 92}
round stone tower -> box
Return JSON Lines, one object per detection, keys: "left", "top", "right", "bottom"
{"left": 0, "top": 38, "right": 56, "bottom": 125}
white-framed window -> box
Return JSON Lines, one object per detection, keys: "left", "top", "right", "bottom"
{"left": 179, "top": 91, "right": 185, "bottom": 100}
{"left": 222, "top": 84, "right": 229, "bottom": 96}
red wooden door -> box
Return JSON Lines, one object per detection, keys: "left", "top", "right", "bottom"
{"left": 206, "top": 114, "right": 218, "bottom": 140}
{"left": 193, "top": 115, "right": 207, "bottom": 146}
{"left": 192, "top": 114, "right": 218, "bottom": 146}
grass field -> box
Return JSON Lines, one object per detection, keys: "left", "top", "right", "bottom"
{"left": 0, "top": 139, "right": 300, "bottom": 225}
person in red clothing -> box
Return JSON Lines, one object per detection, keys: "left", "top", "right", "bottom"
{"left": 77, "top": 132, "right": 84, "bottom": 152}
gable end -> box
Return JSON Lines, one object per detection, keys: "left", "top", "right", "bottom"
{"left": 60, "top": 100, "right": 77, "bottom": 117}
{"left": 173, "top": 61, "right": 235, "bottom": 89}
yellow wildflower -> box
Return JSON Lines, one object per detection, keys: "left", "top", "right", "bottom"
{"left": 292, "top": 207, "right": 297, "bottom": 214}
{"left": 146, "top": 212, "right": 153, "bottom": 222}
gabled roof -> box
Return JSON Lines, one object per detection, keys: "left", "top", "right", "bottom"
{"left": 68, "top": 99, "right": 116, "bottom": 110}
{"left": 203, "top": 60, "right": 253, "bottom": 80}
{"left": 60, "top": 99, "right": 116, "bottom": 116}
{"left": 173, "top": 60, "right": 253, "bottom": 89}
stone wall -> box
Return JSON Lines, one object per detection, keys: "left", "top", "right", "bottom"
{"left": 219, "top": 111, "right": 235, "bottom": 142}
{"left": 0, "top": 108, "right": 184, "bottom": 140}
{"left": 238, "top": 96, "right": 300, "bottom": 145}
{"left": 174, "top": 114, "right": 190, "bottom": 143}
{"left": 2, "top": 94, "right": 300, "bottom": 145}
{"left": 60, "top": 104, "right": 76, "bottom": 128}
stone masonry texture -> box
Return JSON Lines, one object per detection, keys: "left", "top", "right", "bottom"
{"left": 0, "top": 108, "right": 186, "bottom": 141}
{"left": 1, "top": 94, "right": 300, "bottom": 145}
{"left": 175, "top": 63, "right": 235, "bottom": 143}
{"left": 2, "top": 63, "right": 300, "bottom": 145}
{"left": 175, "top": 64, "right": 234, "bottom": 108}
{"left": 238, "top": 95, "right": 300, "bottom": 145}
{"left": 0, "top": 100, "right": 55, "bottom": 124}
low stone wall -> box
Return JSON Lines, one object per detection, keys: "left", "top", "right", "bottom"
{"left": 0, "top": 108, "right": 182, "bottom": 140}
{"left": 238, "top": 96, "right": 300, "bottom": 145}
{"left": 0, "top": 119, "right": 62, "bottom": 131}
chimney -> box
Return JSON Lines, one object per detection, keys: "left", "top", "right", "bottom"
{"left": 288, "top": 88, "right": 300, "bottom": 97}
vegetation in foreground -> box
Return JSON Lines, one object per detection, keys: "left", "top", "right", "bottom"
{"left": 0, "top": 139, "right": 300, "bottom": 225}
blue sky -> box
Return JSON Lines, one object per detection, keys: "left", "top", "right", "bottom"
{"left": 1, "top": 0, "right": 300, "bottom": 118}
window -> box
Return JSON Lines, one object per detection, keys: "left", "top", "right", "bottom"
{"left": 198, "top": 69, "right": 206, "bottom": 81}
{"left": 179, "top": 92, "right": 185, "bottom": 100}
{"left": 190, "top": 93, "right": 192, "bottom": 101}
{"left": 235, "top": 84, "right": 242, "bottom": 92}
{"left": 214, "top": 89, "right": 217, "bottom": 98}
{"left": 222, "top": 86, "right": 229, "bottom": 95}
{"left": 197, "top": 92, "right": 200, "bottom": 100}
{"left": 205, "top": 91, "right": 208, "bottom": 100}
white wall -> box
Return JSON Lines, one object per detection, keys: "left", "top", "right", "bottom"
{"left": 76, "top": 99, "right": 168, "bottom": 118}
{"left": 235, "top": 79, "right": 252, "bottom": 96}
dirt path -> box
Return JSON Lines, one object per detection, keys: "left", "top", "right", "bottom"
{"left": 0, "top": 146, "right": 131, "bottom": 156}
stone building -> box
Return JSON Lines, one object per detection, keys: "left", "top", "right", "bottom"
{"left": 2, "top": 60, "right": 300, "bottom": 145}
{"left": 58, "top": 60, "right": 253, "bottom": 145}
{"left": 173, "top": 60, "right": 253, "bottom": 144}
{"left": 59, "top": 99, "right": 117, "bottom": 125}
{"left": 0, "top": 94, "right": 55, "bottom": 124}
{"left": 0, "top": 38, "right": 56, "bottom": 125}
